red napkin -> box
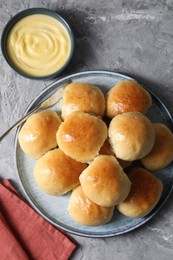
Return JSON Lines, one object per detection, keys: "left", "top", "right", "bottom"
{"left": 0, "top": 179, "right": 77, "bottom": 260}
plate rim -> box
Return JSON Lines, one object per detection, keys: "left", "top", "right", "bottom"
{"left": 14, "top": 70, "right": 173, "bottom": 238}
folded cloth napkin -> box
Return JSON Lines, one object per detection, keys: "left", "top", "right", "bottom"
{"left": 0, "top": 179, "right": 77, "bottom": 260}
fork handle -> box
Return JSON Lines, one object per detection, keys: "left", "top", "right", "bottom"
{"left": 0, "top": 106, "right": 41, "bottom": 142}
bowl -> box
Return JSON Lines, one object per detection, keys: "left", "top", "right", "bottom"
{"left": 1, "top": 8, "right": 75, "bottom": 80}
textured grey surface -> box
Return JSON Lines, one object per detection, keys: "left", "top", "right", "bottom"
{"left": 0, "top": 1, "right": 173, "bottom": 259}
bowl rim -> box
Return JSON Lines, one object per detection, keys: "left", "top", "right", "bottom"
{"left": 1, "top": 7, "right": 75, "bottom": 80}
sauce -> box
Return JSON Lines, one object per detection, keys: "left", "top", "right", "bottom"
{"left": 7, "top": 14, "right": 71, "bottom": 77}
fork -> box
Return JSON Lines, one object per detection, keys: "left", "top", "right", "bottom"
{"left": 0, "top": 80, "right": 71, "bottom": 142}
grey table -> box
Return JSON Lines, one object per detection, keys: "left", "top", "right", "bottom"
{"left": 0, "top": 1, "right": 173, "bottom": 259}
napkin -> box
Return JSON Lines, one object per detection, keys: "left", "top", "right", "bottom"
{"left": 0, "top": 179, "right": 77, "bottom": 260}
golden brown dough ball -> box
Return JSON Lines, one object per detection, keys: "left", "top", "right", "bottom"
{"left": 79, "top": 155, "right": 131, "bottom": 207}
{"left": 106, "top": 80, "right": 152, "bottom": 118}
{"left": 117, "top": 167, "right": 163, "bottom": 218}
{"left": 141, "top": 123, "right": 173, "bottom": 170}
{"left": 56, "top": 112, "right": 107, "bottom": 163}
{"left": 109, "top": 112, "right": 155, "bottom": 161}
{"left": 34, "top": 148, "right": 87, "bottom": 196}
{"left": 68, "top": 185, "right": 114, "bottom": 226}
{"left": 18, "top": 110, "right": 62, "bottom": 159}
{"left": 61, "top": 82, "right": 105, "bottom": 119}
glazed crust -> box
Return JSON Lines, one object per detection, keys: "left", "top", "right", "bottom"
{"left": 61, "top": 82, "right": 105, "bottom": 119}
{"left": 109, "top": 112, "right": 155, "bottom": 161}
{"left": 117, "top": 167, "right": 163, "bottom": 218}
{"left": 106, "top": 80, "right": 152, "bottom": 118}
{"left": 68, "top": 185, "right": 114, "bottom": 226}
{"left": 34, "top": 148, "right": 87, "bottom": 196}
{"left": 79, "top": 155, "right": 131, "bottom": 207}
{"left": 56, "top": 112, "right": 107, "bottom": 163}
{"left": 18, "top": 110, "right": 62, "bottom": 159}
{"left": 141, "top": 123, "right": 173, "bottom": 170}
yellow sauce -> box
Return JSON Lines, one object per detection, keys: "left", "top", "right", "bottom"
{"left": 7, "top": 14, "right": 72, "bottom": 77}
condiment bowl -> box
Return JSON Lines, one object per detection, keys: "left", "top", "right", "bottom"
{"left": 1, "top": 8, "right": 75, "bottom": 80}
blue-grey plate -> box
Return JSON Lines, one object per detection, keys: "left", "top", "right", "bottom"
{"left": 14, "top": 70, "right": 173, "bottom": 237}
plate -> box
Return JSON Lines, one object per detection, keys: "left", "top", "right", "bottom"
{"left": 14, "top": 70, "right": 173, "bottom": 237}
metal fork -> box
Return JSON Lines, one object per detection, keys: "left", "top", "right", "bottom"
{"left": 0, "top": 81, "right": 71, "bottom": 142}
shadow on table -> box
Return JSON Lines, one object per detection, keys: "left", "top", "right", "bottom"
{"left": 54, "top": 8, "right": 96, "bottom": 76}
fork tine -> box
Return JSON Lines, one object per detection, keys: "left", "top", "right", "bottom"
{"left": 40, "top": 80, "right": 72, "bottom": 108}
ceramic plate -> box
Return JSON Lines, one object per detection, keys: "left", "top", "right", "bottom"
{"left": 14, "top": 70, "right": 173, "bottom": 237}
